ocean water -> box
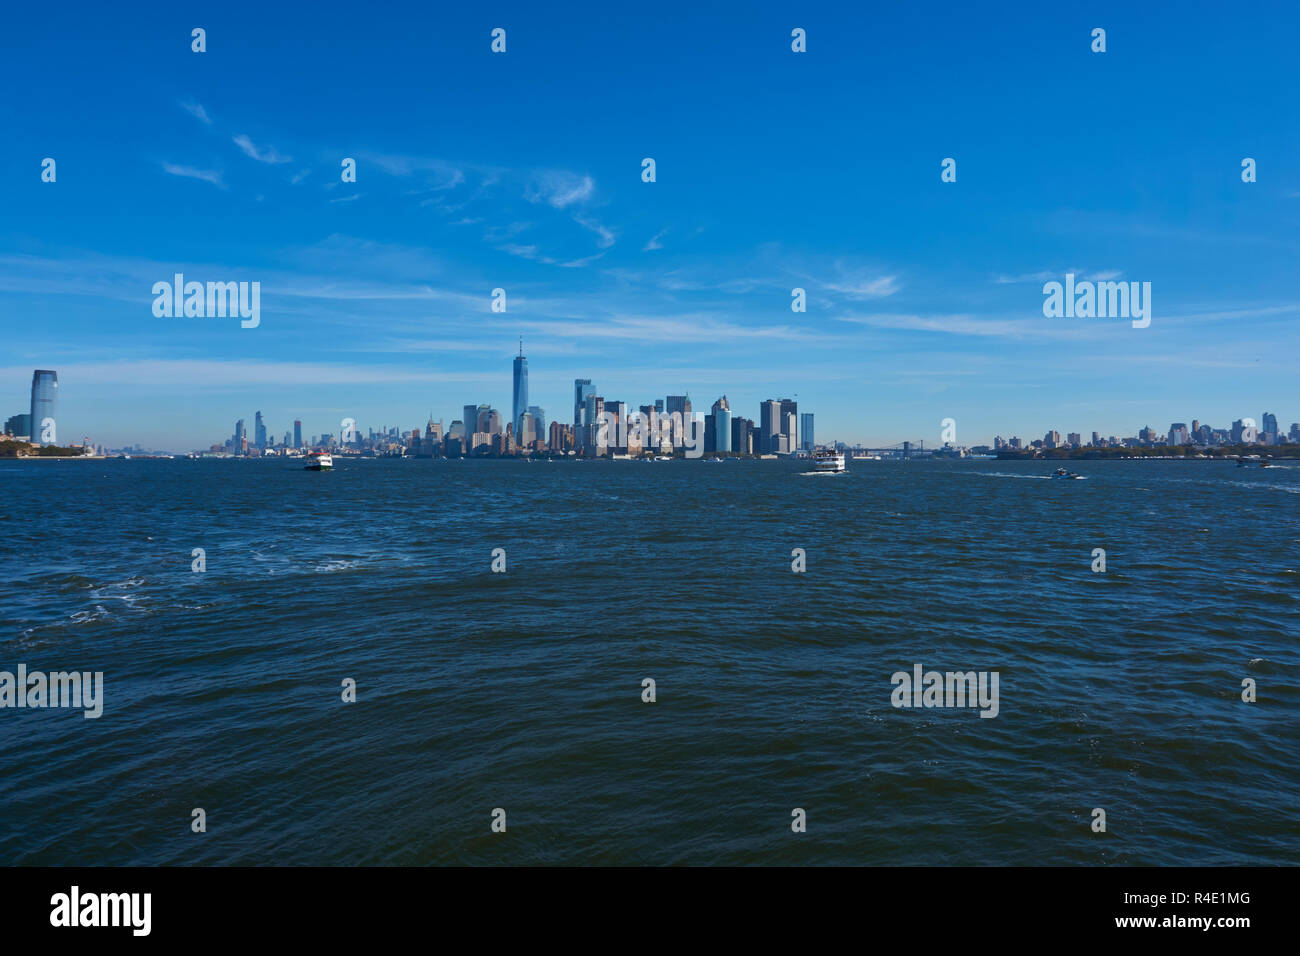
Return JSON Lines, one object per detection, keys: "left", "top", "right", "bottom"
{"left": 2, "top": 457, "right": 1297, "bottom": 866}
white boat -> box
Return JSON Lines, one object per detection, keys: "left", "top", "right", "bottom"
{"left": 1051, "top": 466, "right": 1081, "bottom": 480}
{"left": 305, "top": 451, "right": 333, "bottom": 471}
{"left": 811, "top": 449, "right": 846, "bottom": 473}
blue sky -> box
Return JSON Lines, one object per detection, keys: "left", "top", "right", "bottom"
{"left": 2, "top": 0, "right": 1298, "bottom": 450}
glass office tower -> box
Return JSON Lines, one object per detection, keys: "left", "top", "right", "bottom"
{"left": 30, "top": 369, "right": 57, "bottom": 444}
{"left": 512, "top": 341, "right": 528, "bottom": 435}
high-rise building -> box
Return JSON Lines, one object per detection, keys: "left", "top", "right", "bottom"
{"left": 233, "top": 418, "right": 246, "bottom": 453}
{"left": 5, "top": 413, "right": 31, "bottom": 439}
{"left": 528, "top": 405, "right": 546, "bottom": 445}
{"left": 518, "top": 411, "right": 536, "bottom": 447}
{"left": 513, "top": 339, "right": 529, "bottom": 434}
{"left": 780, "top": 399, "right": 798, "bottom": 451}
{"left": 584, "top": 394, "right": 605, "bottom": 453}
{"left": 30, "top": 369, "right": 57, "bottom": 444}
{"left": 1262, "top": 412, "right": 1278, "bottom": 440}
{"left": 1168, "top": 423, "right": 1189, "bottom": 445}
{"left": 574, "top": 379, "right": 595, "bottom": 449}
{"left": 548, "top": 421, "right": 572, "bottom": 452}
{"left": 759, "top": 400, "right": 781, "bottom": 453}
{"left": 800, "top": 413, "right": 814, "bottom": 450}
{"left": 665, "top": 395, "right": 692, "bottom": 449}
{"left": 255, "top": 410, "right": 267, "bottom": 449}
{"left": 711, "top": 396, "right": 731, "bottom": 454}
{"left": 604, "top": 400, "right": 628, "bottom": 452}
{"left": 294, "top": 420, "right": 302, "bottom": 449}
{"left": 731, "top": 416, "right": 754, "bottom": 456}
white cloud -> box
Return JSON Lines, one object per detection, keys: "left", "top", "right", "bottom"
{"left": 161, "top": 163, "right": 225, "bottom": 188}
{"left": 823, "top": 275, "right": 899, "bottom": 298}
{"left": 643, "top": 227, "right": 669, "bottom": 252}
{"left": 573, "top": 214, "right": 616, "bottom": 248}
{"left": 526, "top": 171, "right": 594, "bottom": 208}
{"left": 179, "top": 100, "right": 212, "bottom": 125}
{"left": 233, "top": 134, "right": 292, "bottom": 165}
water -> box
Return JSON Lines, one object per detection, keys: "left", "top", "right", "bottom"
{"left": 2, "top": 457, "right": 1297, "bottom": 865}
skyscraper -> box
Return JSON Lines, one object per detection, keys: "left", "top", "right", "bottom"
{"left": 584, "top": 394, "right": 604, "bottom": 453}
{"left": 30, "top": 369, "right": 57, "bottom": 444}
{"left": 780, "top": 399, "right": 798, "bottom": 452}
{"left": 732, "top": 417, "right": 754, "bottom": 456}
{"left": 800, "top": 413, "right": 814, "bottom": 450}
{"left": 1262, "top": 412, "right": 1278, "bottom": 440}
{"left": 759, "top": 400, "right": 780, "bottom": 453}
{"left": 294, "top": 420, "right": 302, "bottom": 449}
{"left": 233, "top": 418, "right": 246, "bottom": 452}
{"left": 4, "top": 413, "right": 31, "bottom": 439}
{"left": 255, "top": 410, "right": 267, "bottom": 450}
{"left": 528, "top": 405, "right": 546, "bottom": 445}
{"left": 574, "top": 379, "right": 595, "bottom": 449}
{"left": 666, "top": 395, "right": 691, "bottom": 449}
{"left": 518, "top": 411, "right": 536, "bottom": 447}
{"left": 712, "top": 396, "right": 731, "bottom": 454}
{"left": 512, "top": 338, "right": 529, "bottom": 434}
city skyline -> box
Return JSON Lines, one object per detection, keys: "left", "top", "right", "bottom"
{"left": 6, "top": 357, "right": 1299, "bottom": 457}
{"left": 4, "top": 3, "right": 1300, "bottom": 450}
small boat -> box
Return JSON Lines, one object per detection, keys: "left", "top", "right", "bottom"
{"left": 1236, "top": 456, "right": 1270, "bottom": 468}
{"left": 305, "top": 451, "right": 333, "bottom": 471}
{"left": 811, "top": 449, "right": 846, "bottom": 473}
{"left": 1051, "top": 466, "right": 1081, "bottom": 479}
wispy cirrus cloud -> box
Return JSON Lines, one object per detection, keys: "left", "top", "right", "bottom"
{"left": 161, "top": 162, "right": 225, "bottom": 188}
{"left": 179, "top": 100, "right": 212, "bottom": 125}
{"left": 643, "top": 227, "right": 669, "bottom": 252}
{"left": 359, "top": 151, "right": 467, "bottom": 188}
{"left": 233, "top": 134, "right": 292, "bottom": 165}
{"left": 573, "top": 213, "right": 616, "bottom": 248}
{"left": 993, "top": 268, "right": 1121, "bottom": 284}
{"left": 823, "top": 275, "right": 900, "bottom": 298}
{"left": 832, "top": 311, "right": 1131, "bottom": 341}
{"left": 525, "top": 171, "right": 594, "bottom": 208}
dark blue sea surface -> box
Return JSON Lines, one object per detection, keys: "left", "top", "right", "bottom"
{"left": 2, "top": 457, "right": 1297, "bottom": 865}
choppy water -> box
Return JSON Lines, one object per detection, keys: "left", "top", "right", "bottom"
{"left": 2, "top": 457, "right": 1297, "bottom": 865}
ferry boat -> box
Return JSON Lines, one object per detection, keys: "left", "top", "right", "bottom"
{"left": 811, "top": 449, "right": 846, "bottom": 473}
{"left": 305, "top": 451, "right": 333, "bottom": 471}
{"left": 1236, "top": 456, "right": 1270, "bottom": 468}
